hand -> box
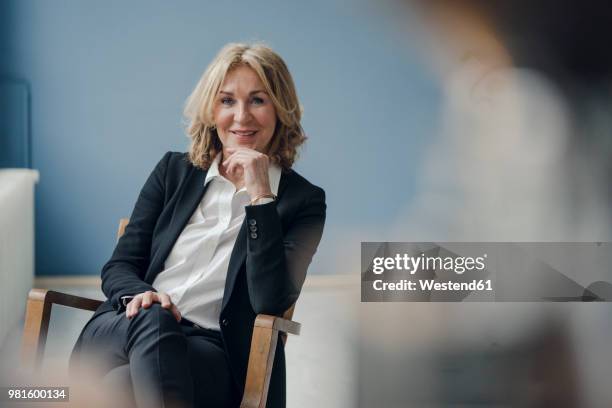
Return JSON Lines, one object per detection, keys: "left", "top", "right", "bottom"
{"left": 222, "top": 147, "right": 273, "bottom": 200}
{"left": 125, "top": 291, "right": 181, "bottom": 322}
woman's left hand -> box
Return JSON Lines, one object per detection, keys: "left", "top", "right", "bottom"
{"left": 223, "top": 147, "right": 273, "bottom": 200}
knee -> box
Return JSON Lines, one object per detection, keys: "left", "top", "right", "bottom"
{"left": 129, "top": 303, "right": 179, "bottom": 329}
{"left": 125, "top": 303, "right": 186, "bottom": 357}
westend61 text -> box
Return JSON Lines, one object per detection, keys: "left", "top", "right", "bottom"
{"left": 373, "top": 279, "right": 493, "bottom": 292}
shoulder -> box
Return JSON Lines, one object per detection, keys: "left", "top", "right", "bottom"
{"left": 282, "top": 168, "right": 326, "bottom": 203}
{"left": 145, "top": 152, "right": 196, "bottom": 196}
{"left": 164, "top": 151, "right": 192, "bottom": 171}
{"left": 152, "top": 151, "right": 195, "bottom": 177}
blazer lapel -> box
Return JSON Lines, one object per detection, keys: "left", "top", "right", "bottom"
{"left": 148, "top": 166, "right": 208, "bottom": 278}
{"left": 222, "top": 170, "right": 293, "bottom": 311}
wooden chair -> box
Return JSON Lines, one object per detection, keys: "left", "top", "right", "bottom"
{"left": 21, "top": 218, "right": 300, "bottom": 408}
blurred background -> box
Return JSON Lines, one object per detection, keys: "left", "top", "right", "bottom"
{"left": 1, "top": 0, "right": 611, "bottom": 407}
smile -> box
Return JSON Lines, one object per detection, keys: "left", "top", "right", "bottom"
{"left": 230, "top": 130, "right": 257, "bottom": 136}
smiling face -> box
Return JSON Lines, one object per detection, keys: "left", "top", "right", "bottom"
{"left": 213, "top": 65, "right": 277, "bottom": 156}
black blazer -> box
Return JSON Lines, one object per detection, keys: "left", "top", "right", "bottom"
{"left": 73, "top": 151, "right": 326, "bottom": 408}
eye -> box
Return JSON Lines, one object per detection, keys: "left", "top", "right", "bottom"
{"left": 220, "top": 97, "right": 234, "bottom": 106}
{"left": 251, "top": 96, "right": 265, "bottom": 105}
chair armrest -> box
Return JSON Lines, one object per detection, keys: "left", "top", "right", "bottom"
{"left": 21, "top": 289, "right": 103, "bottom": 370}
{"left": 253, "top": 314, "right": 301, "bottom": 335}
{"left": 28, "top": 288, "right": 104, "bottom": 311}
{"left": 240, "top": 314, "right": 301, "bottom": 408}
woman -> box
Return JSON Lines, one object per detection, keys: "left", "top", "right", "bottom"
{"left": 70, "top": 43, "right": 326, "bottom": 408}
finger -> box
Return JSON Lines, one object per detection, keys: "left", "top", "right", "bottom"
{"left": 222, "top": 154, "right": 233, "bottom": 168}
{"left": 222, "top": 150, "right": 238, "bottom": 167}
{"left": 228, "top": 161, "right": 239, "bottom": 175}
{"left": 126, "top": 297, "right": 135, "bottom": 318}
{"left": 223, "top": 150, "right": 246, "bottom": 165}
{"left": 160, "top": 293, "right": 172, "bottom": 309}
{"left": 222, "top": 149, "right": 240, "bottom": 166}
{"left": 225, "top": 156, "right": 239, "bottom": 174}
{"left": 230, "top": 151, "right": 259, "bottom": 169}
{"left": 227, "top": 153, "right": 248, "bottom": 174}
{"left": 127, "top": 296, "right": 142, "bottom": 319}
{"left": 142, "top": 291, "right": 153, "bottom": 308}
{"left": 171, "top": 304, "right": 181, "bottom": 322}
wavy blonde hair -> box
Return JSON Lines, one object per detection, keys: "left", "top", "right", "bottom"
{"left": 184, "top": 43, "right": 306, "bottom": 170}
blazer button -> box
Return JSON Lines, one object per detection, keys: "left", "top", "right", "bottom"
{"left": 248, "top": 219, "right": 257, "bottom": 226}
{"left": 249, "top": 225, "right": 257, "bottom": 232}
{"left": 250, "top": 232, "right": 258, "bottom": 239}
{"left": 222, "top": 318, "right": 229, "bottom": 327}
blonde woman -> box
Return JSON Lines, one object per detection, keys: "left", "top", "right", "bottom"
{"left": 71, "top": 43, "right": 326, "bottom": 408}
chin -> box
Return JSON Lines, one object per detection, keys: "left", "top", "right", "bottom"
{"left": 234, "top": 139, "right": 258, "bottom": 149}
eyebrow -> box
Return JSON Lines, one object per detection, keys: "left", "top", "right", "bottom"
{"left": 219, "top": 90, "right": 267, "bottom": 96}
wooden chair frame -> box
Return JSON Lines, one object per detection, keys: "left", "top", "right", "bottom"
{"left": 21, "top": 218, "right": 300, "bottom": 408}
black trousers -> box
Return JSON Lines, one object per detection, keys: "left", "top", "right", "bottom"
{"left": 73, "top": 303, "right": 239, "bottom": 408}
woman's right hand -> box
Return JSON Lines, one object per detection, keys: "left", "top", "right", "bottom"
{"left": 125, "top": 290, "right": 181, "bottom": 322}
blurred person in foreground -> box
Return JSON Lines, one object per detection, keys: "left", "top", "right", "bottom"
{"left": 355, "top": 1, "right": 612, "bottom": 408}
{"left": 400, "top": 0, "right": 612, "bottom": 241}
{"left": 69, "top": 43, "right": 326, "bottom": 408}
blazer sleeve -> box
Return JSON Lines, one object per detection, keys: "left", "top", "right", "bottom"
{"left": 101, "top": 151, "right": 171, "bottom": 311}
{"left": 244, "top": 186, "right": 326, "bottom": 315}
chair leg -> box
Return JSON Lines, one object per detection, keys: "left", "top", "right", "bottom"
{"left": 240, "top": 322, "right": 279, "bottom": 408}
{"left": 20, "top": 289, "right": 52, "bottom": 370}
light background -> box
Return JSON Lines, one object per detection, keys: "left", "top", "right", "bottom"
{"left": 0, "top": 0, "right": 441, "bottom": 276}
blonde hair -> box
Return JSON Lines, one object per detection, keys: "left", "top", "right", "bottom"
{"left": 184, "top": 42, "right": 306, "bottom": 170}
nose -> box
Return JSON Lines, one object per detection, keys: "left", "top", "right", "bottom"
{"left": 235, "top": 102, "right": 252, "bottom": 124}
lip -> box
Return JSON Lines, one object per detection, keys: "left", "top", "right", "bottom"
{"left": 230, "top": 129, "right": 258, "bottom": 136}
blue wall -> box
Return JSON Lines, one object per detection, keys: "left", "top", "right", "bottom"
{"left": 2, "top": 0, "right": 440, "bottom": 275}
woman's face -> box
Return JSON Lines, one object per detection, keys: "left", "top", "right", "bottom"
{"left": 213, "top": 65, "right": 277, "bottom": 154}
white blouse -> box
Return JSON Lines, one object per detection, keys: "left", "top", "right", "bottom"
{"left": 152, "top": 155, "right": 281, "bottom": 330}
